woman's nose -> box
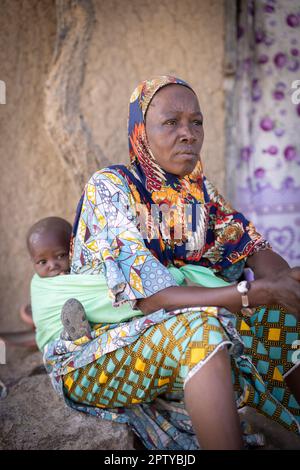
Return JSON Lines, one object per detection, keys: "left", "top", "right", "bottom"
{"left": 179, "top": 124, "right": 196, "bottom": 142}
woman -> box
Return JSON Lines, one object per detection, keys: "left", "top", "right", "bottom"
{"left": 45, "top": 76, "right": 300, "bottom": 450}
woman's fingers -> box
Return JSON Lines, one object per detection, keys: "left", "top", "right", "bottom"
{"left": 270, "top": 273, "right": 300, "bottom": 316}
{"left": 289, "top": 267, "right": 300, "bottom": 282}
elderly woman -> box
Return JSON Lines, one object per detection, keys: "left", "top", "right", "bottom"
{"left": 44, "top": 76, "right": 300, "bottom": 450}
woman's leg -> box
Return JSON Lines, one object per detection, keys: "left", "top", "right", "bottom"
{"left": 184, "top": 346, "right": 244, "bottom": 450}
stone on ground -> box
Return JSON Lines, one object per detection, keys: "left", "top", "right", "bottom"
{"left": 0, "top": 345, "right": 134, "bottom": 450}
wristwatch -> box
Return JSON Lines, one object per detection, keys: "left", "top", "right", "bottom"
{"left": 237, "top": 280, "right": 249, "bottom": 306}
{"left": 236, "top": 280, "right": 253, "bottom": 317}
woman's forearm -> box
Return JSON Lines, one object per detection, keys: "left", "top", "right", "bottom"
{"left": 136, "top": 279, "right": 271, "bottom": 315}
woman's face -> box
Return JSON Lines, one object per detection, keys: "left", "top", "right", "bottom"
{"left": 145, "top": 84, "right": 204, "bottom": 177}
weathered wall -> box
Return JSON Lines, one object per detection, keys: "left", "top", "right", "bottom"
{"left": 0, "top": 0, "right": 225, "bottom": 331}
{"left": 0, "top": 0, "right": 78, "bottom": 331}
{"left": 83, "top": 0, "right": 226, "bottom": 184}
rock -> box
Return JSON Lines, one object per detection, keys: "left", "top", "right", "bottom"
{"left": 0, "top": 374, "right": 134, "bottom": 450}
{"left": 0, "top": 345, "right": 44, "bottom": 389}
{"left": 0, "top": 344, "right": 134, "bottom": 450}
{"left": 239, "top": 406, "right": 300, "bottom": 450}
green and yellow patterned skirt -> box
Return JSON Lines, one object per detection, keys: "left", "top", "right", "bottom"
{"left": 63, "top": 306, "right": 300, "bottom": 434}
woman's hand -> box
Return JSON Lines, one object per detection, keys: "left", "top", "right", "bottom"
{"left": 290, "top": 267, "right": 300, "bottom": 282}
{"left": 264, "top": 266, "right": 300, "bottom": 317}
{"left": 246, "top": 250, "right": 300, "bottom": 318}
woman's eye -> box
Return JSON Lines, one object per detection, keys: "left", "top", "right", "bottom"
{"left": 165, "top": 120, "right": 177, "bottom": 126}
{"left": 193, "top": 120, "right": 203, "bottom": 126}
{"left": 37, "top": 260, "right": 46, "bottom": 265}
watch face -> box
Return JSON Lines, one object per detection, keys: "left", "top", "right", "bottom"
{"left": 237, "top": 281, "right": 249, "bottom": 294}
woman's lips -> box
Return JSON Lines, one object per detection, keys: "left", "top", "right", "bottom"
{"left": 176, "top": 152, "right": 198, "bottom": 159}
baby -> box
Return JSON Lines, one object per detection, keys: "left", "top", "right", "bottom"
{"left": 26, "top": 216, "right": 91, "bottom": 341}
{"left": 27, "top": 216, "right": 71, "bottom": 278}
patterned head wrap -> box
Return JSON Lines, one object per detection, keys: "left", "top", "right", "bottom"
{"left": 123, "top": 76, "right": 207, "bottom": 259}
{"left": 127, "top": 75, "right": 204, "bottom": 198}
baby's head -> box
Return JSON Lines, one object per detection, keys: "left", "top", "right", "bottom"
{"left": 27, "top": 217, "right": 72, "bottom": 278}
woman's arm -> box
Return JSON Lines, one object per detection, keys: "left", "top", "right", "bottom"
{"left": 136, "top": 279, "right": 272, "bottom": 315}
{"left": 137, "top": 260, "right": 300, "bottom": 318}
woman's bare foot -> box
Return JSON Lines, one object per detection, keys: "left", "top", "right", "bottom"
{"left": 60, "top": 298, "right": 91, "bottom": 341}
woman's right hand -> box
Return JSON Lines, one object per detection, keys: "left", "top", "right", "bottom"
{"left": 290, "top": 267, "right": 300, "bottom": 282}
{"left": 265, "top": 266, "right": 300, "bottom": 318}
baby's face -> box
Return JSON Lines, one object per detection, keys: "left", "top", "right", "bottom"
{"left": 30, "top": 233, "right": 70, "bottom": 278}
